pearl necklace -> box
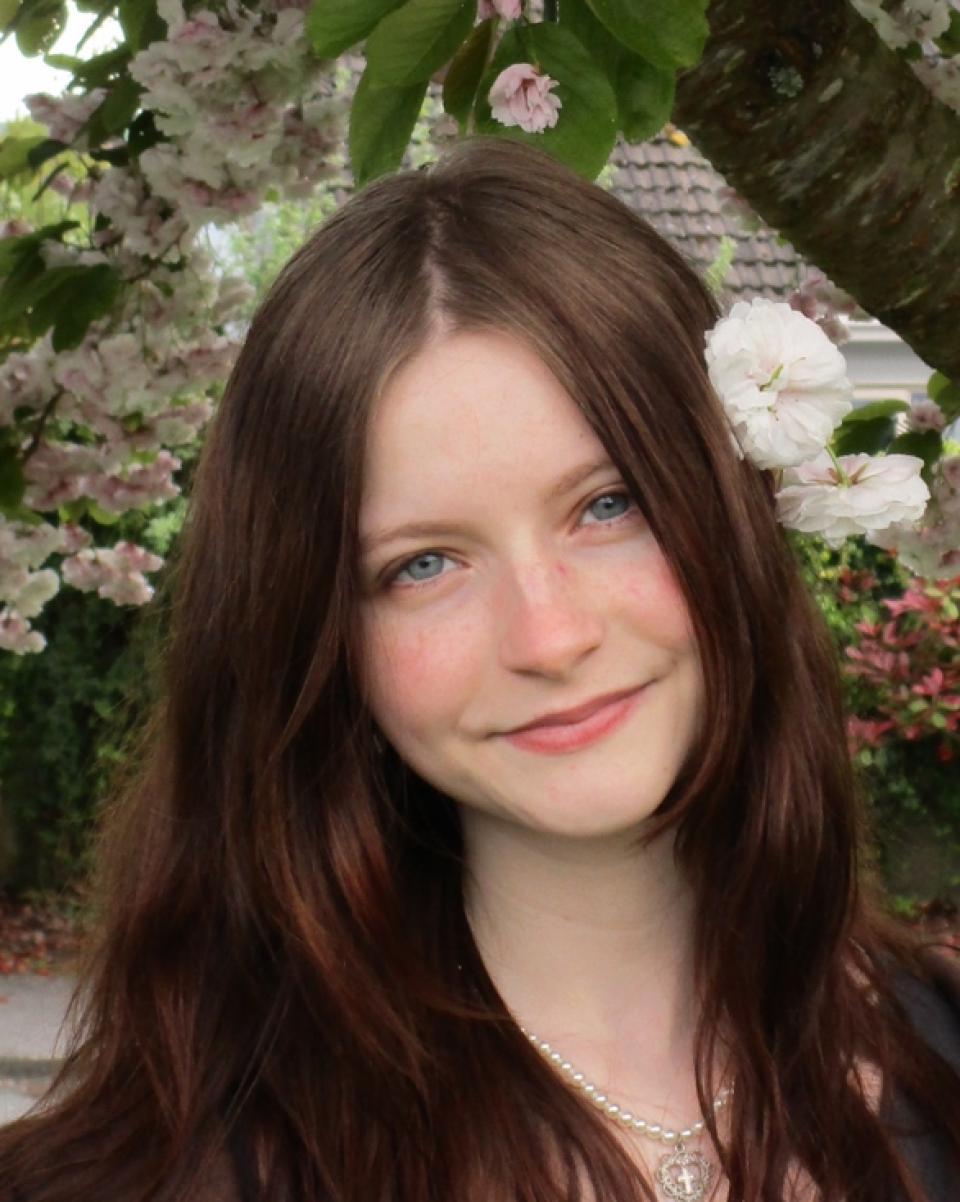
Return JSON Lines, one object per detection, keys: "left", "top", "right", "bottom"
{"left": 520, "top": 1025, "right": 732, "bottom": 1202}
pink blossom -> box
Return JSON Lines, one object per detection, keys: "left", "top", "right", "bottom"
{"left": 100, "top": 573, "right": 155, "bottom": 606}
{"left": 0, "top": 350, "right": 55, "bottom": 420}
{"left": 61, "top": 544, "right": 160, "bottom": 607}
{"left": 0, "top": 518, "right": 65, "bottom": 570}
{"left": 60, "top": 550, "right": 107, "bottom": 592}
{"left": 25, "top": 89, "right": 107, "bottom": 145}
{"left": 87, "top": 451, "right": 181, "bottom": 514}
{"left": 489, "top": 64, "right": 562, "bottom": 134}
{"left": 112, "top": 540, "right": 164, "bottom": 574}
{"left": 479, "top": 0, "right": 522, "bottom": 17}
{"left": 61, "top": 524, "right": 92, "bottom": 554}
{"left": 0, "top": 609, "right": 45, "bottom": 655}
{"left": 909, "top": 398, "right": 947, "bottom": 432}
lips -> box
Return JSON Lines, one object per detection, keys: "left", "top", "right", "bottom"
{"left": 501, "top": 684, "right": 651, "bottom": 755}
{"left": 506, "top": 684, "right": 647, "bottom": 734}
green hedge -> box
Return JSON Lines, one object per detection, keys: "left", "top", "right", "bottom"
{"left": 0, "top": 503, "right": 178, "bottom": 896}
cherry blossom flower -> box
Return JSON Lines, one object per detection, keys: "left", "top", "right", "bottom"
{"left": 9, "top": 569, "right": 60, "bottom": 619}
{"left": 775, "top": 452, "right": 930, "bottom": 547}
{"left": 909, "top": 398, "right": 947, "bottom": 432}
{"left": 2, "top": 0, "right": 349, "bottom": 649}
{"left": 867, "top": 455, "right": 960, "bottom": 577}
{"left": 489, "top": 64, "right": 562, "bottom": 134}
{"left": 24, "top": 89, "right": 107, "bottom": 146}
{"left": 0, "top": 610, "right": 45, "bottom": 655}
{"left": 61, "top": 542, "right": 163, "bottom": 607}
{"left": 704, "top": 298, "right": 854, "bottom": 469}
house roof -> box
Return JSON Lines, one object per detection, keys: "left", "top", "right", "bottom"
{"left": 607, "top": 131, "right": 804, "bottom": 303}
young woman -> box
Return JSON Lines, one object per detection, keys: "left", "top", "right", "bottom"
{"left": 2, "top": 136, "right": 959, "bottom": 1202}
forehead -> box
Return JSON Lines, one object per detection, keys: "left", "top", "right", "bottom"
{"left": 361, "top": 329, "right": 606, "bottom": 505}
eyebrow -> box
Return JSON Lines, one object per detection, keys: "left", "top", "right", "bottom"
{"left": 359, "top": 455, "right": 617, "bottom": 556}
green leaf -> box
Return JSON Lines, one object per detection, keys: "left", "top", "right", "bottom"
{"left": 615, "top": 54, "right": 675, "bottom": 141}
{"left": 26, "top": 137, "right": 69, "bottom": 172}
{"left": 842, "top": 398, "right": 910, "bottom": 423}
{"left": 936, "top": 9, "right": 960, "bottom": 56}
{"left": 563, "top": 0, "right": 674, "bottom": 141}
{"left": 51, "top": 264, "right": 121, "bottom": 350}
{"left": 887, "top": 429, "right": 943, "bottom": 486}
{"left": 0, "top": 220, "right": 78, "bottom": 275}
{"left": 934, "top": 381, "right": 960, "bottom": 422}
{"left": 0, "top": 0, "right": 19, "bottom": 28}
{"left": 0, "top": 262, "right": 120, "bottom": 349}
{"left": 442, "top": 16, "right": 496, "bottom": 130}
{"left": 704, "top": 236, "right": 735, "bottom": 295}
{"left": 88, "top": 500, "right": 122, "bottom": 525}
{"left": 365, "top": 0, "right": 477, "bottom": 87}
{"left": 583, "top": 0, "right": 708, "bottom": 71}
{"left": 306, "top": 0, "right": 405, "bottom": 58}
{"left": 87, "top": 500, "right": 123, "bottom": 524}
{"left": 832, "top": 416, "right": 895, "bottom": 457}
{"left": 117, "top": 0, "right": 164, "bottom": 51}
{"left": 64, "top": 44, "right": 131, "bottom": 85}
{"left": 127, "top": 110, "right": 163, "bottom": 157}
{"left": 348, "top": 66, "right": 429, "bottom": 185}
{"left": 85, "top": 78, "right": 142, "bottom": 145}
{"left": 0, "top": 448, "right": 26, "bottom": 511}
{"left": 475, "top": 22, "right": 618, "bottom": 181}
{"left": 0, "top": 263, "right": 81, "bottom": 324}
{"left": 43, "top": 51, "right": 83, "bottom": 71}
{"left": 0, "top": 134, "right": 47, "bottom": 180}
{"left": 15, "top": 0, "right": 66, "bottom": 55}
{"left": 928, "top": 370, "right": 950, "bottom": 400}
{"left": 57, "top": 498, "right": 88, "bottom": 522}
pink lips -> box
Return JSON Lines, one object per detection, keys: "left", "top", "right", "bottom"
{"left": 502, "top": 683, "right": 651, "bottom": 755}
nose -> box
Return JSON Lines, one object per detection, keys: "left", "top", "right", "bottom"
{"left": 496, "top": 556, "right": 604, "bottom": 677}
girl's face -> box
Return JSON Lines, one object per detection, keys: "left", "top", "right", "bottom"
{"left": 357, "top": 328, "right": 704, "bottom": 839}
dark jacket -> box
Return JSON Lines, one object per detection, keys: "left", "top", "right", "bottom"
{"left": 881, "top": 948, "right": 960, "bottom": 1201}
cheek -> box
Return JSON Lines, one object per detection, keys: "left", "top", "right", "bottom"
{"left": 618, "top": 552, "right": 697, "bottom": 649}
{"left": 361, "top": 609, "right": 481, "bottom": 733}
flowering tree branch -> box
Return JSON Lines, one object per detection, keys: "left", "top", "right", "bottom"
{"left": 673, "top": 0, "right": 960, "bottom": 379}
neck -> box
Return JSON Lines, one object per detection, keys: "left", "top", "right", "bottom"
{"left": 462, "top": 812, "right": 704, "bottom": 1078}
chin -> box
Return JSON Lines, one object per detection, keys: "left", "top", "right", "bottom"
{"left": 486, "top": 785, "right": 670, "bottom": 841}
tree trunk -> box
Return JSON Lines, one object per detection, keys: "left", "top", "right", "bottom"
{"left": 674, "top": 0, "right": 960, "bottom": 381}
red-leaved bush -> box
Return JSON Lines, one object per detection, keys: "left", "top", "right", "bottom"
{"left": 844, "top": 572, "right": 960, "bottom": 762}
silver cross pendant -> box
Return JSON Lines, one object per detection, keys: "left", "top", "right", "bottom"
{"left": 654, "top": 1142, "right": 715, "bottom": 1202}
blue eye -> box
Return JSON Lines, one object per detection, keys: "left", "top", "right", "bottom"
{"left": 583, "top": 490, "right": 634, "bottom": 524}
{"left": 384, "top": 489, "right": 639, "bottom": 589}
{"left": 390, "top": 552, "right": 453, "bottom": 586}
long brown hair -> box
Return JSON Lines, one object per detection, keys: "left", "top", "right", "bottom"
{"left": 2, "top": 136, "right": 958, "bottom": 1202}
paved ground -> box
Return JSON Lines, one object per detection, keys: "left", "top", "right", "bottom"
{"left": 0, "top": 973, "right": 76, "bottom": 1124}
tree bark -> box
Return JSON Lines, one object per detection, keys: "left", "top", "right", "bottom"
{"left": 674, "top": 0, "right": 960, "bottom": 381}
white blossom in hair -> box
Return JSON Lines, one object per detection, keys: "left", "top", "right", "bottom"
{"left": 705, "top": 298, "right": 931, "bottom": 549}
{"left": 704, "top": 298, "right": 854, "bottom": 470}
{"left": 775, "top": 452, "right": 931, "bottom": 549}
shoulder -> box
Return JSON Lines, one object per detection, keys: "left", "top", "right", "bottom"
{"left": 893, "top": 945, "right": 960, "bottom": 1072}
{"left": 880, "top": 947, "right": 960, "bottom": 1202}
